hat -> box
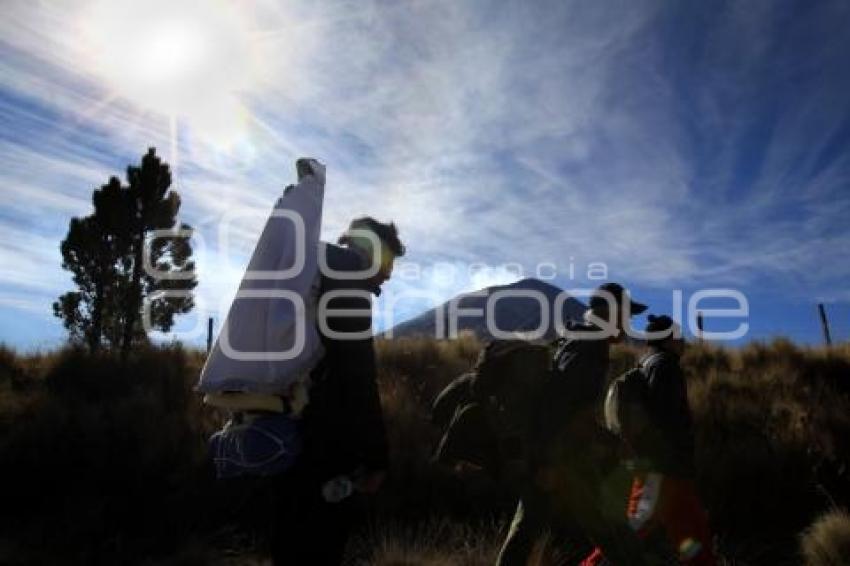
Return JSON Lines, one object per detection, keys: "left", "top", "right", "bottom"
{"left": 645, "top": 314, "right": 678, "bottom": 334}
{"left": 645, "top": 314, "right": 682, "bottom": 341}
{"left": 588, "top": 282, "right": 647, "bottom": 316}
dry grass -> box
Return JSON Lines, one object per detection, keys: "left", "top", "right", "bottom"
{"left": 352, "top": 518, "right": 504, "bottom": 566}
{"left": 372, "top": 337, "right": 850, "bottom": 563}
{"left": 0, "top": 336, "right": 848, "bottom": 564}
{"left": 800, "top": 509, "right": 850, "bottom": 566}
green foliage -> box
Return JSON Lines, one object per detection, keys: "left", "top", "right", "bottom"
{"left": 53, "top": 149, "right": 197, "bottom": 354}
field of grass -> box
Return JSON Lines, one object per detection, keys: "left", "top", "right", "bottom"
{"left": 0, "top": 336, "right": 848, "bottom": 565}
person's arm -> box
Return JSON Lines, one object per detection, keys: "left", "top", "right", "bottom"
{"left": 645, "top": 358, "right": 670, "bottom": 425}
{"left": 348, "top": 338, "right": 389, "bottom": 473}
{"left": 663, "top": 360, "right": 696, "bottom": 472}
{"left": 645, "top": 357, "right": 687, "bottom": 429}
{"left": 338, "top": 332, "right": 387, "bottom": 493}
{"left": 327, "top": 289, "right": 388, "bottom": 484}
{"left": 644, "top": 355, "right": 695, "bottom": 475}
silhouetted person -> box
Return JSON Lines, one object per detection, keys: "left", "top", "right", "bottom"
{"left": 584, "top": 314, "right": 716, "bottom": 565}
{"left": 270, "top": 217, "right": 405, "bottom": 565}
{"left": 497, "top": 283, "right": 650, "bottom": 566}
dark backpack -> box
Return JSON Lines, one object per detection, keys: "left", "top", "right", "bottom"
{"left": 431, "top": 340, "right": 552, "bottom": 474}
{"left": 603, "top": 353, "right": 662, "bottom": 443}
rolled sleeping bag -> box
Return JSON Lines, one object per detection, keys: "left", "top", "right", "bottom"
{"left": 197, "top": 159, "right": 327, "bottom": 395}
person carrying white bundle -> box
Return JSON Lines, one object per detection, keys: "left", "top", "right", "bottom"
{"left": 197, "top": 157, "right": 406, "bottom": 566}
{"left": 198, "top": 158, "right": 327, "bottom": 483}
{"left": 269, "top": 213, "right": 406, "bottom": 565}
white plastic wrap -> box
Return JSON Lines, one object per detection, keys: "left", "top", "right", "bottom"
{"left": 197, "top": 160, "right": 326, "bottom": 395}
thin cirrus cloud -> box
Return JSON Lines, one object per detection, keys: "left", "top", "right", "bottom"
{"left": 1, "top": 0, "right": 849, "bottom": 347}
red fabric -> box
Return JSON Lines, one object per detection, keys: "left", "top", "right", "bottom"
{"left": 581, "top": 473, "right": 716, "bottom": 566}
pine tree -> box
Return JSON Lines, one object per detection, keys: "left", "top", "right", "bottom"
{"left": 119, "top": 148, "right": 197, "bottom": 356}
{"left": 53, "top": 148, "right": 197, "bottom": 354}
{"left": 53, "top": 200, "right": 123, "bottom": 352}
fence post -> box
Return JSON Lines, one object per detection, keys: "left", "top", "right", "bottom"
{"left": 207, "top": 317, "right": 214, "bottom": 354}
{"left": 696, "top": 311, "right": 704, "bottom": 342}
{"left": 817, "top": 304, "right": 832, "bottom": 346}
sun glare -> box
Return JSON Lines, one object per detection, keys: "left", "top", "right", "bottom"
{"left": 140, "top": 21, "right": 208, "bottom": 85}
{"left": 78, "top": 0, "right": 261, "bottom": 150}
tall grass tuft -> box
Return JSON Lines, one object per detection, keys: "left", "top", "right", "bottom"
{"left": 800, "top": 509, "right": 850, "bottom": 566}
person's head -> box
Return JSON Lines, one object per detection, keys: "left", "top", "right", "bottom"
{"left": 338, "top": 216, "right": 406, "bottom": 287}
{"left": 645, "top": 314, "right": 685, "bottom": 355}
{"left": 587, "top": 282, "right": 647, "bottom": 342}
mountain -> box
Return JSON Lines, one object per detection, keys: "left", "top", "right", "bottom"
{"left": 386, "top": 278, "right": 586, "bottom": 340}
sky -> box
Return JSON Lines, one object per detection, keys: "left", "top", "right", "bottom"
{"left": 1, "top": 0, "right": 849, "bottom": 350}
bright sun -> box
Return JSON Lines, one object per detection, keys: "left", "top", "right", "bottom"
{"left": 78, "top": 0, "right": 260, "bottom": 149}
{"left": 140, "top": 21, "right": 208, "bottom": 85}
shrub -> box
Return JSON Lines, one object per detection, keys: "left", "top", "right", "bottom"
{"left": 0, "top": 343, "right": 213, "bottom": 562}
{"left": 0, "top": 344, "right": 23, "bottom": 383}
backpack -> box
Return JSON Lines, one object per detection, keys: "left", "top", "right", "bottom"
{"left": 431, "top": 340, "right": 552, "bottom": 475}
{"left": 208, "top": 412, "right": 301, "bottom": 479}
{"left": 603, "top": 353, "right": 662, "bottom": 442}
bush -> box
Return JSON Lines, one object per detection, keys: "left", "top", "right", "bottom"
{"left": 0, "top": 343, "right": 214, "bottom": 563}
{"left": 0, "top": 344, "right": 23, "bottom": 384}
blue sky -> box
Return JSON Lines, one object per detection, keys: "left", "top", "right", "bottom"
{"left": 1, "top": 0, "right": 849, "bottom": 350}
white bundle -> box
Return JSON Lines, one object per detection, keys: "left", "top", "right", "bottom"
{"left": 197, "top": 159, "right": 326, "bottom": 395}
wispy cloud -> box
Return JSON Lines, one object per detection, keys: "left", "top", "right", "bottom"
{"left": 1, "top": 0, "right": 849, "bottom": 346}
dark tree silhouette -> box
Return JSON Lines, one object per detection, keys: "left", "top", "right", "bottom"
{"left": 53, "top": 148, "right": 197, "bottom": 355}
{"left": 118, "top": 148, "right": 196, "bottom": 357}
{"left": 53, "top": 210, "right": 122, "bottom": 352}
